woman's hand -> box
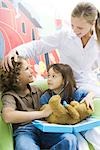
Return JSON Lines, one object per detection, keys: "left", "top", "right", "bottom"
{"left": 80, "top": 92, "right": 94, "bottom": 111}
{"left": 2, "top": 49, "right": 18, "bottom": 71}
{"left": 84, "top": 98, "right": 94, "bottom": 110}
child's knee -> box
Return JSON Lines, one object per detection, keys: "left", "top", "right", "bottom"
{"left": 62, "top": 133, "right": 77, "bottom": 144}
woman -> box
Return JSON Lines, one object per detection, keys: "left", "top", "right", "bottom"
{"left": 2, "top": 2, "right": 100, "bottom": 96}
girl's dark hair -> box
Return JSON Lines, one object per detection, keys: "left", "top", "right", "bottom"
{"left": 0, "top": 57, "right": 23, "bottom": 93}
{"left": 47, "top": 63, "right": 76, "bottom": 103}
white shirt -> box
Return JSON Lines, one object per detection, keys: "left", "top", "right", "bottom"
{"left": 16, "top": 30, "right": 100, "bottom": 87}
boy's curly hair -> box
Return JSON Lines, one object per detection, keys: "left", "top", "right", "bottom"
{"left": 0, "top": 57, "right": 23, "bottom": 93}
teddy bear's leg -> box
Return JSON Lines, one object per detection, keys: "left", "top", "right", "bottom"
{"left": 65, "top": 104, "right": 80, "bottom": 120}
{"left": 63, "top": 101, "right": 79, "bottom": 119}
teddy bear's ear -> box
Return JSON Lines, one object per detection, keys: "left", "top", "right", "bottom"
{"left": 70, "top": 101, "right": 79, "bottom": 107}
{"left": 49, "top": 95, "right": 61, "bottom": 104}
{"left": 51, "top": 95, "right": 61, "bottom": 99}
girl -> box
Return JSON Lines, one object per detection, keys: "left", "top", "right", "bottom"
{"left": 2, "top": 2, "right": 100, "bottom": 96}
{"left": 0, "top": 57, "right": 78, "bottom": 150}
{"left": 40, "top": 63, "right": 94, "bottom": 113}
{"left": 39, "top": 63, "right": 100, "bottom": 150}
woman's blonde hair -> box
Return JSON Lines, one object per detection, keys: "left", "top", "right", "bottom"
{"left": 71, "top": 2, "right": 100, "bottom": 44}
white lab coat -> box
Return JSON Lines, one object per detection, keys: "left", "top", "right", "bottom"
{"left": 16, "top": 29, "right": 100, "bottom": 96}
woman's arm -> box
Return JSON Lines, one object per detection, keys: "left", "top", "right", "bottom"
{"left": 2, "top": 31, "right": 61, "bottom": 71}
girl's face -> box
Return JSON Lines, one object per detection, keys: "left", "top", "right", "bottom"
{"left": 71, "top": 17, "right": 93, "bottom": 38}
{"left": 47, "top": 67, "right": 64, "bottom": 94}
{"left": 18, "top": 59, "right": 33, "bottom": 85}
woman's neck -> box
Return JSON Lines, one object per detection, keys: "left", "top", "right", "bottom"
{"left": 81, "top": 31, "right": 92, "bottom": 48}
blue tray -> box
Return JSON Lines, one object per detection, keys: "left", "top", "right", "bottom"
{"left": 32, "top": 118, "right": 100, "bottom": 133}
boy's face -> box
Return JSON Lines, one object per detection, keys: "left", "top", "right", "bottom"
{"left": 18, "top": 59, "right": 33, "bottom": 85}
{"left": 47, "top": 67, "right": 64, "bottom": 94}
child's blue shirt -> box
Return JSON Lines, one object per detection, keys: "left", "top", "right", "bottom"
{"left": 40, "top": 88, "right": 88, "bottom": 106}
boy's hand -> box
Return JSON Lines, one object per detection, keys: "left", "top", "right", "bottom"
{"left": 41, "top": 104, "right": 53, "bottom": 118}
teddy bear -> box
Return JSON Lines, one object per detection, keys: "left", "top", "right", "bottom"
{"left": 40, "top": 95, "right": 93, "bottom": 125}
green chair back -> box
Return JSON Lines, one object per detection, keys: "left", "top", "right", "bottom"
{"left": 92, "top": 98, "right": 100, "bottom": 119}
{"left": 0, "top": 100, "right": 14, "bottom": 150}
{"left": 32, "top": 79, "right": 48, "bottom": 91}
